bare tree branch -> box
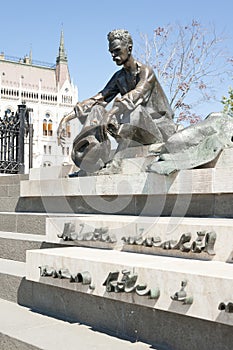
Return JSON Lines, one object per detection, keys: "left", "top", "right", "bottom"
{"left": 136, "top": 21, "right": 232, "bottom": 124}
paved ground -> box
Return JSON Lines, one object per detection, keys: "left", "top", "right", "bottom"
{"left": 0, "top": 299, "right": 155, "bottom": 350}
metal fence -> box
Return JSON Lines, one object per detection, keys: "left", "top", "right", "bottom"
{"left": 0, "top": 104, "right": 33, "bottom": 174}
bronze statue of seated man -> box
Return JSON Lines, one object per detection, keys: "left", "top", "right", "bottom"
{"left": 57, "top": 29, "right": 177, "bottom": 175}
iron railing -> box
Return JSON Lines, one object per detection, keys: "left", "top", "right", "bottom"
{"left": 0, "top": 104, "right": 33, "bottom": 174}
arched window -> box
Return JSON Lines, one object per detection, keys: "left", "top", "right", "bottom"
{"left": 43, "top": 119, "right": 47, "bottom": 136}
{"left": 43, "top": 113, "right": 53, "bottom": 136}
{"left": 48, "top": 119, "right": 53, "bottom": 136}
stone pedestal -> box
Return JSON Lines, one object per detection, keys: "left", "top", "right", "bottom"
{"left": 22, "top": 147, "right": 233, "bottom": 349}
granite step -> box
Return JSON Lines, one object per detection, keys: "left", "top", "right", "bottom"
{"left": 0, "top": 196, "right": 21, "bottom": 212}
{"left": 0, "top": 212, "right": 48, "bottom": 235}
{"left": 0, "top": 173, "right": 28, "bottom": 211}
{"left": 0, "top": 232, "right": 45, "bottom": 262}
{"left": 0, "top": 298, "right": 152, "bottom": 350}
{"left": 0, "top": 174, "right": 28, "bottom": 184}
{"left": 0, "top": 212, "right": 86, "bottom": 235}
{"left": 0, "top": 258, "right": 26, "bottom": 303}
{"left": 0, "top": 231, "right": 70, "bottom": 262}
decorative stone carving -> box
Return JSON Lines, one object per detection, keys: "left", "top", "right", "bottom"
{"left": 103, "top": 271, "right": 120, "bottom": 292}
{"left": 103, "top": 270, "right": 138, "bottom": 293}
{"left": 57, "top": 222, "right": 76, "bottom": 241}
{"left": 103, "top": 269, "right": 159, "bottom": 299}
{"left": 122, "top": 230, "right": 216, "bottom": 256}
{"left": 122, "top": 233, "right": 161, "bottom": 247}
{"left": 204, "top": 231, "right": 217, "bottom": 255}
{"left": 76, "top": 271, "right": 92, "bottom": 285}
{"left": 135, "top": 285, "right": 160, "bottom": 299}
{"left": 39, "top": 265, "right": 93, "bottom": 287}
{"left": 161, "top": 233, "right": 192, "bottom": 251}
{"left": 171, "top": 280, "right": 193, "bottom": 305}
{"left": 135, "top": 284, "right": 150, "bottom": 296}
{"left": 147, "top": 112, "right": 233, "bottom": 175}
{"left": 57, "top": 268, "right": 74, "bottom": 281}
{"left": 58, "top": 222, "right": 117, "bottom": 244}
{"left": 39, "top": 265, "right": 57, "bottom": 278}
{"left": 191, "top": 231, "right": 206, "bottom": 253}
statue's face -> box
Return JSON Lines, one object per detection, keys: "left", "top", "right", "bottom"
{"left": 109, "top": 39, "right": 131, "bottom": 66}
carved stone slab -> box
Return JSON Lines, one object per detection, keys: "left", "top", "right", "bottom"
{"left": 46, "top": 215, "right": 233, "bottom": 263}
{"left": 26, "top": 246, "right": 233, "bottom": 326}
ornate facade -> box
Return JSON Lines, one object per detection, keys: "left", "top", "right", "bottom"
{"left": 0, "top": 31, "right": 78, "bottom": 172}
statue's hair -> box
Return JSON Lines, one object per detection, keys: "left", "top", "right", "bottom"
{"left": 107, "top": 29, "right": 133, "bottom": 47}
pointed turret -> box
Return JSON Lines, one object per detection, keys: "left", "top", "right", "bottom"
{"left": 56, "top": 30, "right": 67, "bottom": 64}
{"left": 56, "top": 30, "right": 70, "bottom": 87}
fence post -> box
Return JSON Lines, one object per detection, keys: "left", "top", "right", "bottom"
{"left": 18, "top": 104, "right": 26, "bottom": 174}
{"left": 27, "top": 108, "right": 33, "bottom": 170}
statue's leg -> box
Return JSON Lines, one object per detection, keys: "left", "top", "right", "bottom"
{"left": 117, "top": 106, "right": 164, "bottom": 145}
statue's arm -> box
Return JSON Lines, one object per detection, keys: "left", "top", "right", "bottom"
{"left": 74, "top": 71, "right": 120, "bottom": 115}
{"left": 57, "top": 73, "right": 120, "bottom": 145}
{"left": 74, "top": 93, "right": 107, "bottom": 115}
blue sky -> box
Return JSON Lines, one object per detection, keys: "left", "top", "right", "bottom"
{"left": 0, "top": 0, "right": 233, "bottom": 116}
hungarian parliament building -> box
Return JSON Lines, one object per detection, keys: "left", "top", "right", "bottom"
{"left": 0, "top": 31, "right": 78, "bottom": 172}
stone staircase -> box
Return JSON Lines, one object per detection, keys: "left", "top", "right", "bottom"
{"left": 0, "top": 149, "right": 233, "bottom": 349}
{"left": 0, "top": 171, "right": 154, "bottom": 349}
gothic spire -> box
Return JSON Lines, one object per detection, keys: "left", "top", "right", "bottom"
{"left": 56, "top": 29, "right": 67, "bottom": 64}
{"left": 55, "top": 29, "right": 70, "bottom": 86}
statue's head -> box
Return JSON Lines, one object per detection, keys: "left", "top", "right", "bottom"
{"left": 107, "top": 29, "right": 133, "bottom": 66}
{"left": 107, "top": 29, "right": 133, "bottom": 47}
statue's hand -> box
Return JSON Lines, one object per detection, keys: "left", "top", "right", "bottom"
{"left": 107, "top": 115, "right": 119, "bottom": 137}
{"left": 74, "top": 102, "right": 85, "bottom": 117}
{"left": 105, "top": 106, "right": 120, "bottom": 137}
{"left": 75, "top": 99, "right": 95, "bottom": 116}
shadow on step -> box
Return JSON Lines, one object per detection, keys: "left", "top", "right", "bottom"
{"left": 17, "top": 278, "right": 233, "bottom": 350}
